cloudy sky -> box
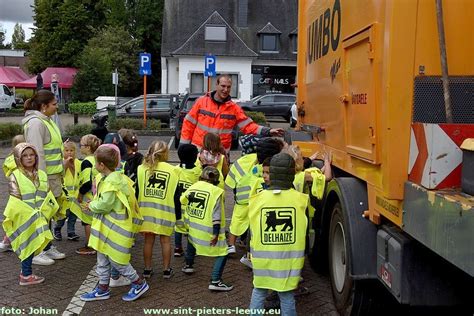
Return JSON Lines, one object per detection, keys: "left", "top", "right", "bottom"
{"left": 0, "top": 0, "right": 35, "bottom": 44}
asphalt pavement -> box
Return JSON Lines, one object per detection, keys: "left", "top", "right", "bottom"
{"left": 0, "top": 114, "right": 337, "bottom": 315}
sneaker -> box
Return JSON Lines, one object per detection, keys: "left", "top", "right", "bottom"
{"left": 32, "top": 252, "right": 55, "bottom": 266}
{"left": 76, "top": 246, "right": 96, "bottom": 255}
{"left": 227, "top": 245, "right": 236, "bottom": 254}
{"left": 19, "top": 274, "right": 45, "bottom": 286}
{"left": 240, "top": 254, "right": 253, "bottom": 269}
{"left": 53, "top": 230, "right": 62, "bottom": 241}
{"left": 208, "top": 280, "right": 233, "bottom": 292}
{"left": 235, "top": 239, "right": 247, "bottom": 249}
{"left": 110, "top": 275, "right": 131, "bottom": 288}
{"left": 181, "top": 265, "right": 194, "bottom": 274}
{"left": 67, "top": 233, "right": 80, "bottom": 241}
{"left": 174, "top": 247, "right": 184, "bottom": 257}
{"left": 163, "top": 268, "right": 174, "bottom": 279}
{"left": 142, "top": 269, "right": 154, "bottom": 279}
{"left": 0, "top": 241, "right": 12, "bottom": 252}
{"left": 80, "top": 287, "right": 110, "bottom": 301}
{"left": 44, "top": 246, "right": 66, "bottom": 260}
{"left": 122, "top": 280, "right": 149, "bottom": 302}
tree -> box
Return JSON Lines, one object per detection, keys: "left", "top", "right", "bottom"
{"left": 0, "top": 23, "right": 10, "bottom": 49}
{"left": 12, "top": 23, "right": 27, "bottom": 49}
{"left": 72, "top": 25, "right": 141, "bottom": 101}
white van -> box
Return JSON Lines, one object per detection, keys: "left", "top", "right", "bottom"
{"left": 0, "top": 84, "right": 15, "bottom": 110}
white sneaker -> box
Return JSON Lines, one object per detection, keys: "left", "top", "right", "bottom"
{"left": 240, "top": 255, "right": 253, "bottom": 269}
{"left": 44, "top": 246, "right": 66, "bottom": 260}
{"left": 0, "top": 241, "right": 12, "bottom": 252}
{"left": 110, "top": 275, "right": 131, "bottom": 287}
{"left": 32, "top": 252, "right": 55, "bottom": 265}
{"left": 227, "top": 245, "right": 236, "bottom": 254}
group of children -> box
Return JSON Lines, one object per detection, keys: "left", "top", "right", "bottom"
{"left": 1, "top": 126, "right": 331, "bottom": 311}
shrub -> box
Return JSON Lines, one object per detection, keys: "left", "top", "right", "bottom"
{"left": 0, "top": 123, "right": 23, "bottom": 141}
{"left": 6, "top": 107, "right": 24, "bottom": 114}
{"left": 64, "top": 124, "right": 94, "bottom": 137}
{"left": 68, "top": 102, "right": 96, "bottom": 115}
{"left": 109, "top": 118, "right": 162, "bottom": 131}
{"left": 245, "top": 111, "right": 267, "bottom": 125}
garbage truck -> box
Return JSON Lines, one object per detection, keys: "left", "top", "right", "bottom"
{"left": 291, "top": 0, "right": 474, "bottom": 314}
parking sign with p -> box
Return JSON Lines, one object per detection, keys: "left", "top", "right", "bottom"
{"left": 204, "top": 55, "right": 216, "bottom": 77}
{"left": 139, "top": 53, "right": 152, "bottom": 75}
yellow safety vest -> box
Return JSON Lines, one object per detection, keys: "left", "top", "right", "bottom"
{"left": 2, "top": 170, "right": 55, "bottom": 260}
{"left": 249, "top": 189, "right": 308, "bottom": 292}
{"left": 73, "top": 156, "right": 98, "bottom": 224}
{"left": 2, "top": 154, "right": 16, "bottom": 177}
{"left": 88, "top": 172, "right": 139, "bottom": 265}
{"left": 293, "top": 168, "right": 326, "bottom": 218}
{"left": 57, "top": 159, "right": 82, "bottom": 220}
{"left": 181, "top": 181, "right": 227, "bottom": 257}
{"left": 225, "top": 153, "right": 257, "bottom": 189}
{"left": 195, "top": 155, "right": 225, "bottom": 189}
{"left": 137, "top": 162, "right": 179, "bottom": 236}
{"left": 24, "top": 117, "right": 64, "bottom": 175}
{"left": 229, "top": 164, "right": 263, "bottom": 236}
{"left": 174, "top": 166, "right": 201, "bottom": 234}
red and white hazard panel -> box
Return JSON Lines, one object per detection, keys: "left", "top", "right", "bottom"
{"left": 408, "top": 123, "right": 474, "bottom": 189}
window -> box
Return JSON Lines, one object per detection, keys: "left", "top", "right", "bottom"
{"left": 291, "top": 35, "right": 298, "bottom": 53}
{"left": 205, "top": 25, "right": 226, "bottom": 41}
{"left": 189, "top": 73, "right": 239, "bottom": 98}
{"left": 3, "top": 85, "right": 11, "bottom": 96}
{"left": 190, "top": 73, "right": 205, "bottom": 94}
{"left": 261, "top": 34, "right": 278, "bottom": 52}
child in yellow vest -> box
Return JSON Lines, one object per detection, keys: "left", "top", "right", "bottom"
{"left": 197, "top": 132, "right": 228, "bottom": 188}
{"left": 181, "top": 166, "right": 233, "bottom": 292}
{"left": 53, "top": 140, "right": 81, "bottom": 241}
{"left": 80, "top": 145, "right": 148, "bottom": 302}
{"left": 2, "top": 143, "right": 58, "bottom": 285}
{"left": 248, "top": 153, "right": 309, "bottom": 315}
{"left": 75, "top": 134, "right": 101, "bottom": 255}
{"left": 138, "top": 141, "right": 179, "bottom": 279}
{"left": 0, "top": 134, "right": 25, "bottom": 252}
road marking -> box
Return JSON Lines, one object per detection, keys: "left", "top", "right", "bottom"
{"left": 168, "top": 136, "right": 174, "bottom": 149}
{"left": 62, "top": 266, "right": 97, "bottom": 315}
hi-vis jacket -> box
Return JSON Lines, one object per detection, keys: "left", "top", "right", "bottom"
{"left": 73, "top": 156, "right": 98, "bottom": 224}
{"left": 2, "top": 169, "right": 58, "bottom": 260}
{"left": 88, "top": 171, "right": 142, "bottom": 265}
{"left": 23, "top": 115, "right": 64, "bottom": 175}
{"left": 293, "top": 167, "right": 326, "bottom": 218}
{"left": 225, "top": 153, "right": 257, "bottom": 189}
{"left": 2, "top": 154, "right": 16, "bottom": 177}
{"left": 249, "top": 189, "right": 308, "bottom": 292}
{"left": 181, "top": 180, "right": 227, "bottom": 257}
{"left": 57, "top": 159, "right": 82, "bottom": 220}
{"left": 137, "top": 162, "right": 179, "bottom": 236}
{"left": 174, "top": 166, "right": 201, "bottom": 234}
{"left": 180, "top": 94, "right": 267, "bottom": 151}
{"left": 229, "top": 164, "right": 264, "bottom": 236}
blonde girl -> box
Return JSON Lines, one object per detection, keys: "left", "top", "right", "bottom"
{"left": 137, "top": 141, "right": 179, "bottom": 278}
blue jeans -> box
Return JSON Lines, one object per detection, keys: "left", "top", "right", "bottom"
{"left": 54, "top": 210, "right": 77, "bottom": 235}
{"left": 250, "top": 288, "right": 296, "bottom": 316}
{"left": 185, "top": 242, "right": 228, "bottom": 282}
{"left": 21, "top": 254, "right": 34, "bottom": 276}
{"left": 175, "top": 231, "right": 183, "bottom": 248}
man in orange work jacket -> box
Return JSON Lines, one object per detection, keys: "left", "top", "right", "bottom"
{"left": 179, "top": 74, "right": 284, "bottom": 151}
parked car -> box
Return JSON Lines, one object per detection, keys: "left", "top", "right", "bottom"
{"left": 0, "top": 84, "right": 16, "bottom": 110}
{"left": 91, "top": 94, "right": 179, "bottom": 127}
{"left": 171, "top": 93, "right": 239, "bottom": 149}
{"left": 238, "top": 93, "right": 296, "bottom": 122}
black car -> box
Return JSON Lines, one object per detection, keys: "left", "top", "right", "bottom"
{"left": 238, "top": 93, "right": 296, "bottom": 122}
{"left": 91, "top": 94, "right": 179, "bottom": 127}
{"left": 171, "top": 93, "right": 239, "bottom": 149}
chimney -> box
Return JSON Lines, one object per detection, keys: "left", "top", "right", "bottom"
{"left": 238, "top": 0, "right": 248, "bottom": 27}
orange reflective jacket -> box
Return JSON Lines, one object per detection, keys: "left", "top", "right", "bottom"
{"left": 180, "top": 93, "right": 268, "bottom": 150}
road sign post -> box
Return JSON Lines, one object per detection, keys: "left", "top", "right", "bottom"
{"left": 204, "top": 54, "right": 216, "bottom": 92}
{"left": 139, "top": 53, "right": 152, "bottom": 128}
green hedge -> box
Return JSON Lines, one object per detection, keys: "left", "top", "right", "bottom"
{"left": 0, "top": 123, "right": 23, "bottom": 141}
{"left": 68, "top": 102, "right": 96, "bottom": 115}
{"left": 64, "top": 124, "right": 94, "bottom": 137}
{"left": 109, "top": 118, "right": 162, "bottom": 131}
{"left": 245, "top": 111, "right": 267, "bottom": 125}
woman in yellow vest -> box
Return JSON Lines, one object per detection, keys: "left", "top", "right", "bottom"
{"left": 180, "top": 166, "right": 233, "bottom": 291}
{"left": 53, "top": 140, "right": 81, "bottom": 241}
{"left": 75, "top": 134, "right": 101, "bottom": 256}
{"left": 22, "top": 90, "right": 65, "bottom": 265}
{"left": 137, "top": 141, "right": 179, "bottom": 279}
{"left": 0, "top": 134, "right": 25, "bottom": 252}
{"left": 80, "top": 145, "right": 148, "bottom": 302}
{"left": 2, "top": 143, "right": 57, "bottom": 285}
{"left": 174, "top": 144, "right": 200, "bottom": 257}
{"left": 248, "top": 153, "right": 308, "bottom": 315}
